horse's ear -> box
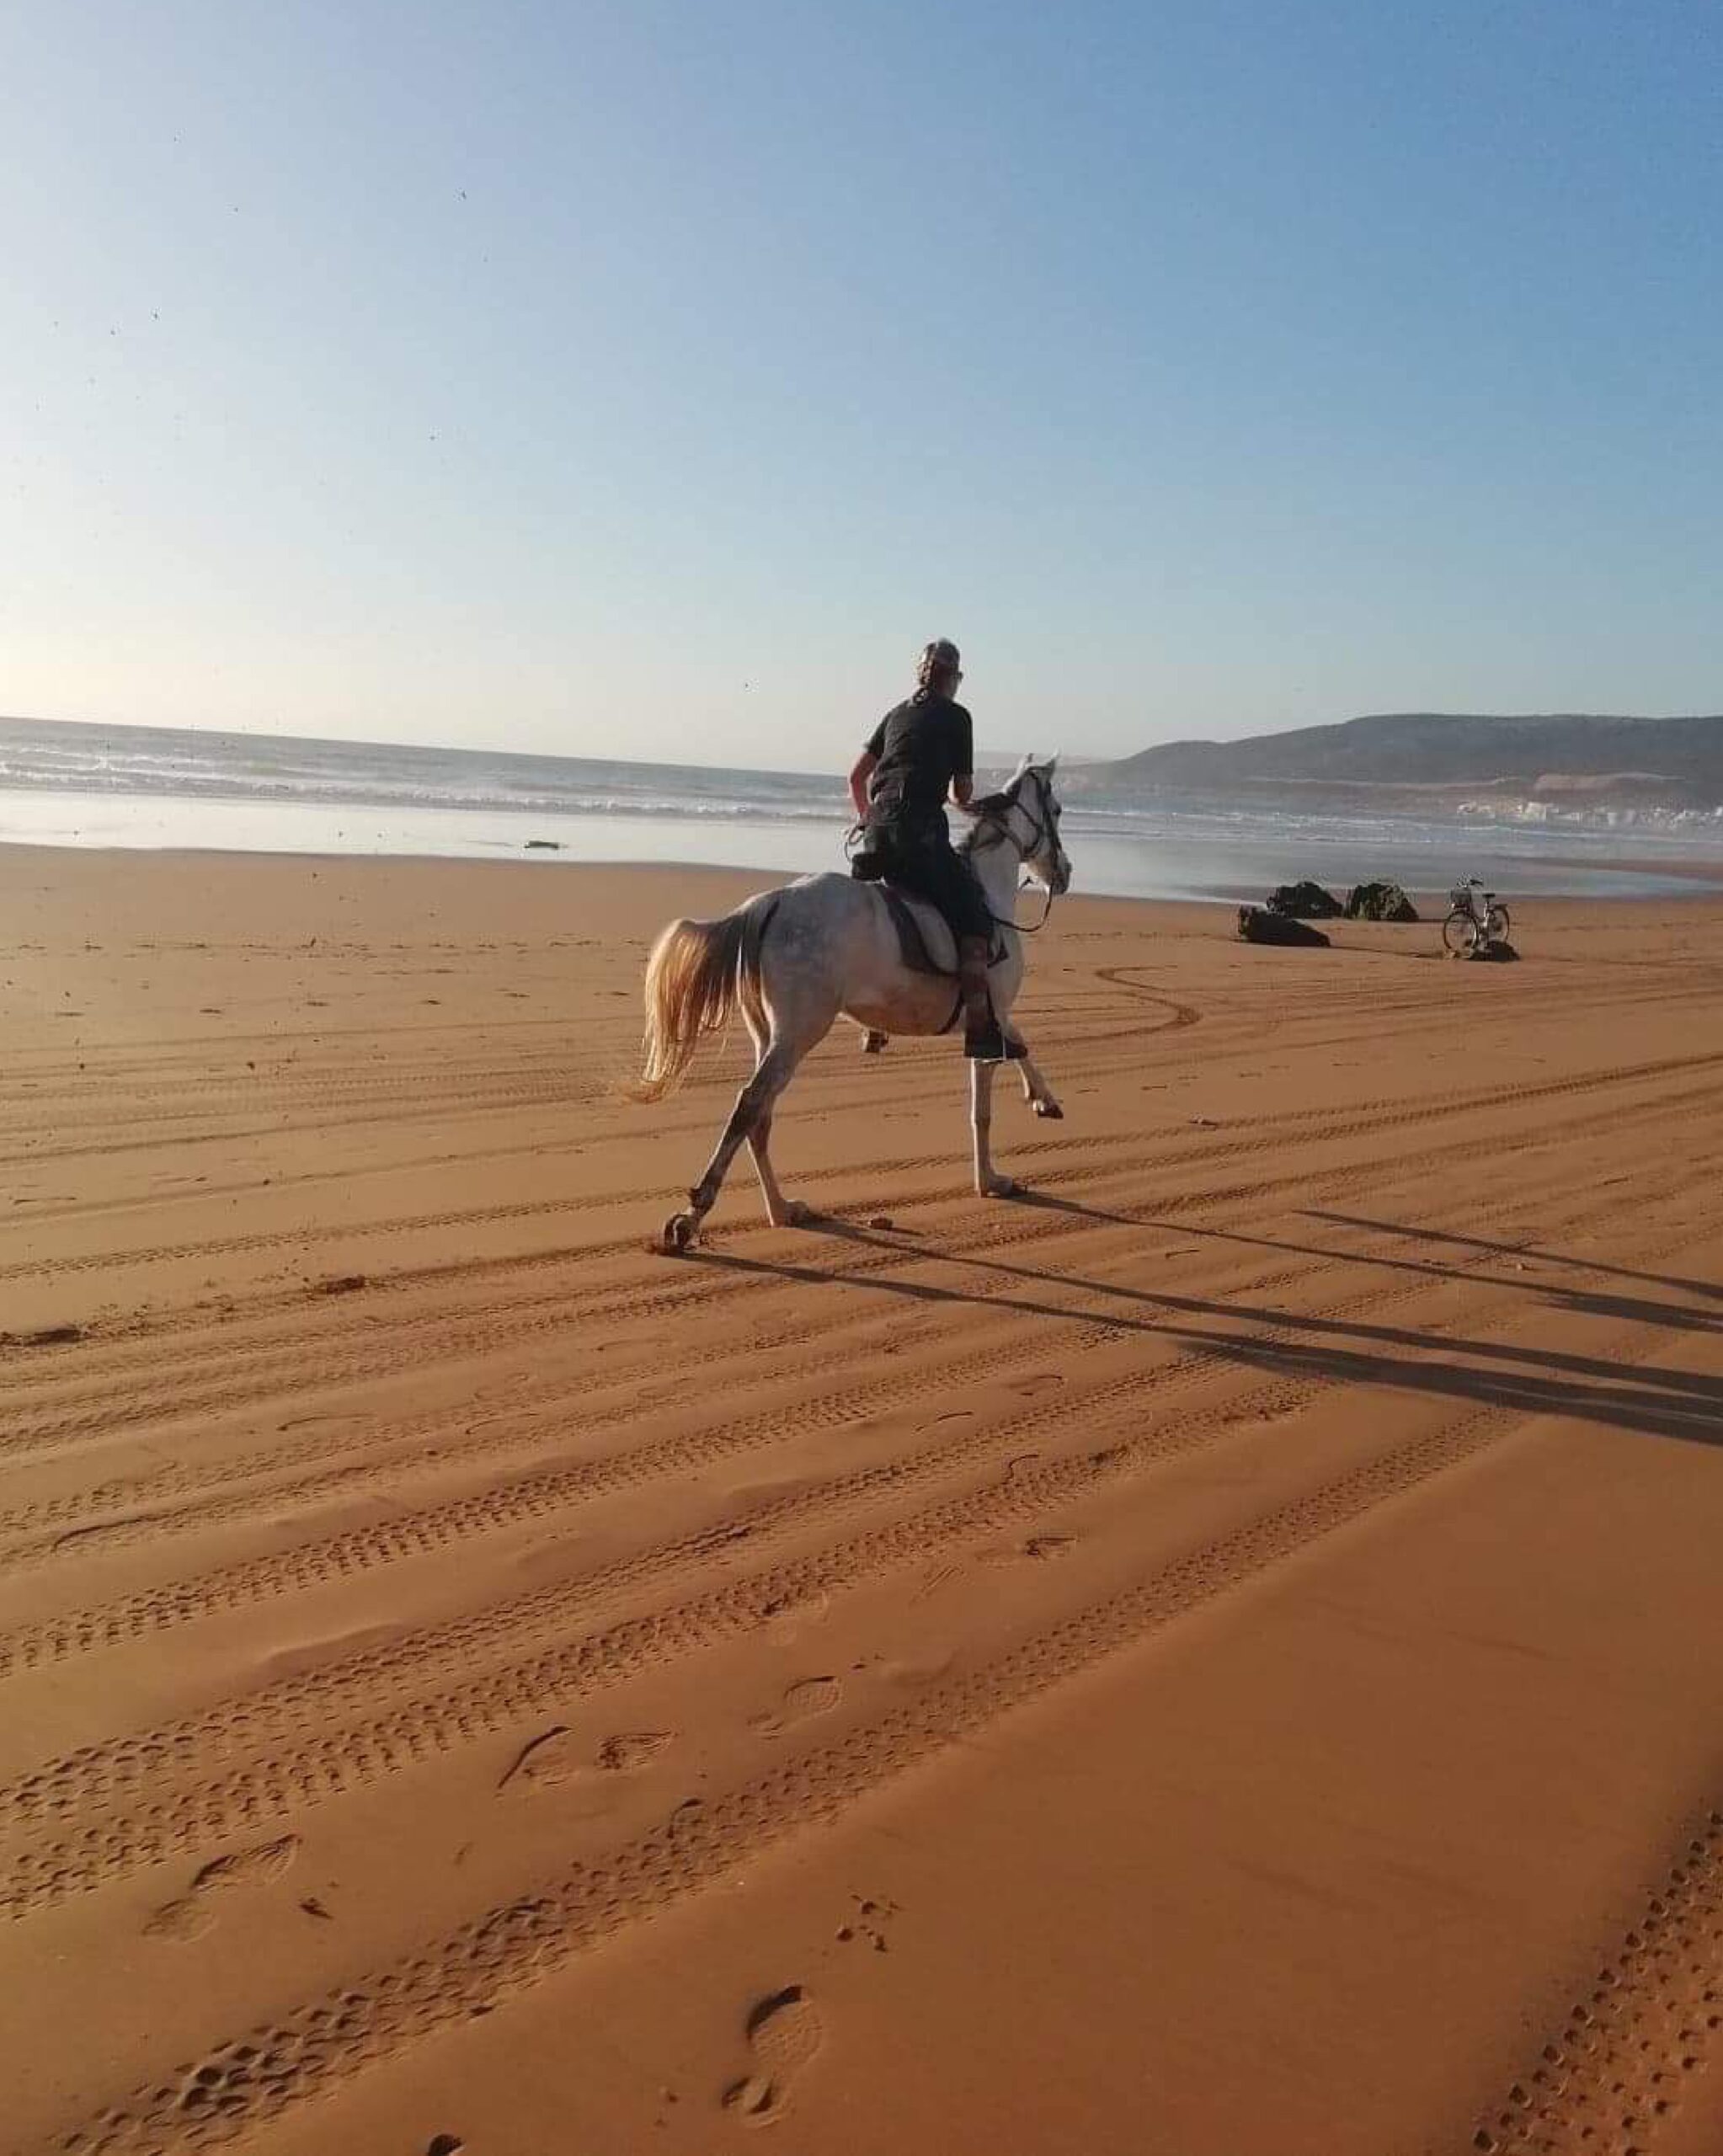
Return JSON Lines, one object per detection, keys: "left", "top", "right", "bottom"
{"left": 1041, "top": 754, "right": 1059, "bottom": 778}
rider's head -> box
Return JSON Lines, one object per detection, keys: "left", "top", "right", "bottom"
{"left": 915, "top": 639, "right": 963, "bottom": 699}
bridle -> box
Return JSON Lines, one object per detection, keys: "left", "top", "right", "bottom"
{"left": 963, "top": 770, "right": 1067, "bottom": 933}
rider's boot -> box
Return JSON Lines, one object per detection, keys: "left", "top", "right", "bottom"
{"left": 958, "top": 936, "right": 1007, "bottom": 1062}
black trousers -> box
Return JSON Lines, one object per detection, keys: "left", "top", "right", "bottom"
{"left": 856, "top": 819, "right": 994, "bottom": 942}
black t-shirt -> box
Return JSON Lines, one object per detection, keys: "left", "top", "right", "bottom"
{"left": 864, "top": 694, "right": 974, "bottom": 825}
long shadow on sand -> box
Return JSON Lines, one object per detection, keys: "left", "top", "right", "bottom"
{"left": 1306, "top": 1207, "right": 1723, "bottom": 1306}
{"left": 686, "top": 1215, "right": 1723, "bottom": 1452}
{"left": 1004, "top": 1192, "right": 1722, "bottom": 1341}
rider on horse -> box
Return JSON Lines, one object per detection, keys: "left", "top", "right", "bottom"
{"left": 847, "top": 639, "right": 1007, "bottom": 1061}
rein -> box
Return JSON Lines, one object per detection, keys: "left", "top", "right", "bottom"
{"left": 961, "top": 778, "right": 1062, "bottom": 934}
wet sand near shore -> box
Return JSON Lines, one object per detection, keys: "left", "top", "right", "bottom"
{"left": 1542, "top": 853, "right": 1723, "bottom": 886}
{"left": 3, "top": 846, "right": 1722, "bottom": 2156}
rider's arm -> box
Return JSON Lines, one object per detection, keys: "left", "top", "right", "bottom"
{"left": 948, "top": 703, "right": 977, "bottom": 810}
{"left": 851, "top": 713, "right": 890, "bottom": 820}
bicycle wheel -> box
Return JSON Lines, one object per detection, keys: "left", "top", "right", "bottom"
{"left": 1443, "top": 908, "right": 1480, "bottom": 957}
{"left": 1486, "top": 904, "right": 1510, "bottom": 942}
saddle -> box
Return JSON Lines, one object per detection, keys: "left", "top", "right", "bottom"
{"left": 878, "top": 883, "right": 958, "bottom": 978}
{"left": 850, "top": 842, "right": 1009, "bottom": 1047}
{"left": 850, "top": 830, "right": 1002, "bottom": 978}
{"left": 858, "top": 883, "right": 1014, "bottom": 1043}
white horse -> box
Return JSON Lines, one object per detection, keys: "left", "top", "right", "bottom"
{"left": 633, "top": 759, "right": 1073, "bottom": 1252}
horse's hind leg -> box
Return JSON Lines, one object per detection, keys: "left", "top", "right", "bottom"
{"left": 1006, "top": 1025, "right": 1064, "bottom": 1119}
{"left": 737, "top": 1006, "right": 813, "bottom": 1229}
{"left": 746, "top": 1099, "right": 808, "bottom": 1228}
{"left": 663, "top": 1033, "right": 812, "bottom": 1250}
{"left": 728, "top": 1004, "right": 810, "bottom": 1225}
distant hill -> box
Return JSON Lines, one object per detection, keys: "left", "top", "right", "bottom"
{"left": 1096, "top": 712, "right": 1723, "bottom": 811}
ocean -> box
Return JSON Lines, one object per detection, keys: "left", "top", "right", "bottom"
{"left": 0, "top": 714, "right": 1715, "bottom": 904}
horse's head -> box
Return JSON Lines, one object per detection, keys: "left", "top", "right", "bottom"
{"left": 1010, "top": 756, "right": 1071, "bottom": 898}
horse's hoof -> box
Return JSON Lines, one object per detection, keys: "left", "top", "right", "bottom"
{"left": 659, "top": 1211, "right": 698, "bottom": 1255}
{"left": 980, "top": 1177, "right": 1018, "bottom": 1200}
{"left": 771, "top": 1200, "right": 813, "bottom": 1228}
{"left": 1032, "top": 1100, "right": 1064, "bottom": 1120}
{"left": 861, "top": 1030, "right": 888, "bottom": 1054}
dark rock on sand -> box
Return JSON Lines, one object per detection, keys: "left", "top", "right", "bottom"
{"left": 1237, "top": 905, "right": 1331, "bottom": 948}
{"left": 1345, "top": 881, "right": 1420, "bottom": 922}
{"left": 1264, "top": 880, "right": 1343, "bottom": 919}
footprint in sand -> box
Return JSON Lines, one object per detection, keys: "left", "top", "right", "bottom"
{"left": 144, "top": 1833, "right": 300, "bottom": 1942}
{"left": 595, "top": 1730, "right": 674, "bottom": 1773}
{"left": 502, "top": 1726, "right": 675, "bottom": 1793}
{"left": 762, "top": 1587, "right": 830, "bottom": 1644}
{"left": 500, "top": 1726, "right": 584, "bottom": 1790}
{"left": 836, "top": 1893, "right": 901, "bottom": 1953}
{"left": 980, "top": 1532, "right": 1077, "bottom": 1569}
{"left": 722, "top": 1986, "right": 824, "bottom": 2128}
{"left": 751, "top": 1676, "right": 841, "bottom": 1739}
{"left": 473, "top": 1369, "right": 536, "bottom": 1409}
{"left": 878, "top": 1651, "right": 957, "bottom": 1691}
{"left": 142, "top": 1896, "right": 221, "bottom": 1943}
{"left": 911, "top": 1561, "right": 966, "bottom": 1604}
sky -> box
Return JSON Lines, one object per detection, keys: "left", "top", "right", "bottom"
{"left": 3, "top": 1, "right": 1719, "bottom": 771}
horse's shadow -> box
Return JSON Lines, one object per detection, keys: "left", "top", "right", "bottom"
{"left": 797, "top": 1188, "right": 1136, "bottom": 1239}
{"left": 1000, "top": 1188, "right": 1139, "bottom": 1229}
{"left": 681, "top": 1204, "right": 1723, "bottom": 1450}
{"left": 790, "top": 1190, "right": 1722, "bottom": 1342}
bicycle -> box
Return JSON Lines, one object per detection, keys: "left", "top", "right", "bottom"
{"left": 1442, "top": 878, "right": 1511, "bottom": 957}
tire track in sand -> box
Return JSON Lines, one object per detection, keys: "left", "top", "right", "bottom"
{"left": 0, "top": 1305, "right": 1126, "bottom": 1677}
{"left": 1474, "top": 1806, "right": 1723, "bottom": 2154}
{"left": 4, "top": 1044, "right": 1714, "bottom": 1294}
{"left": 0, "top": 1107, "right": 1610, "bottom": 1556}
{"left": 3, "top": 1059, "right": 1706, "bottom": 1489}
{"left": 33, "top": 1361, "right": 1671, "bottom": 2156}
{"left": 3, "top": 1194, "right": 1708, "bottom": 1913}
{"left": 2, "top": 1134, "right": 1710, "bottom": 1675}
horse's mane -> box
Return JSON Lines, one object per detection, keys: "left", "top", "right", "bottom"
{"left": 958, "top": 755, "right": 1059, "bottom": 856}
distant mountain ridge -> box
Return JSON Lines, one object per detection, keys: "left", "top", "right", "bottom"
{"left": 1096, "top": 711, "right": 1723, "bottom": 812}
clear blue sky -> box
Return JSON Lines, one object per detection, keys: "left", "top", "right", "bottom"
{"left": 3, "top": 1, "right": 1718, "bottom": 769}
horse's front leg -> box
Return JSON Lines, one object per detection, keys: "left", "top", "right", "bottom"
{"left": 970, "top": 1057, "right": 1016, "bottom": 1198}
{"left": 1006, "top": 1026, "right": 1064, "bottom": 1120}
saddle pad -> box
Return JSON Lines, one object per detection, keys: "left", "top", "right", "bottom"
{"left": 878, "top": 883, "right": 957, "bottom": 977}
{"left": 873, "top": 886, "right": 1006, "bottom": 978}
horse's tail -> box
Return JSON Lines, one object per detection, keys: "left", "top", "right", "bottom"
{"left": 629, "top": 895, "right": 776, "bottom": 1104}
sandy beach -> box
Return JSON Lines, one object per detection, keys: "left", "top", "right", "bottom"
{"left": 3, "top": 846, "right": 1723, "bottom": 2156}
